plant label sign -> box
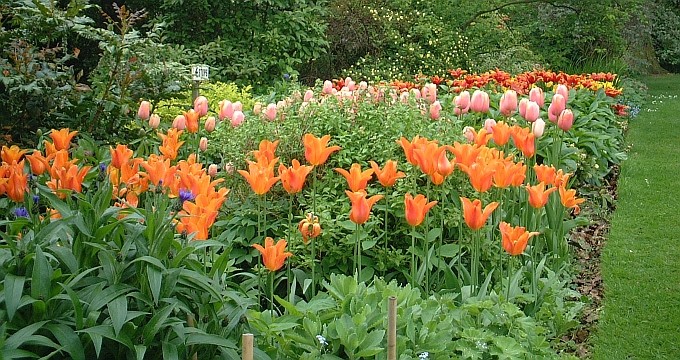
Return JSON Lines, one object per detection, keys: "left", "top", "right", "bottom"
{"left": 192, "top": 65, "right": 209, "bottom": 81}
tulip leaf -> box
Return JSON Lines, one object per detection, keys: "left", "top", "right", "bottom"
{"left": 361, "top": 239, "right": 377, "bottom": 250}
{"left": 31, "top": 247, "right": 52, "bottom": 301}
{"left": 4, "top": 274, "right": 24, "bottom": 321}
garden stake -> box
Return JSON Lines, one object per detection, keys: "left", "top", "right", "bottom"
{"left": 387, "top": 296, "right": 397, "bottom": 360}
{"left": 242, "top": 333, "right": 254, "bottom": 360}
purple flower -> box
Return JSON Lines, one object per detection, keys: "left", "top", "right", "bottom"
{"left": 179, "top": 189, "right": 195, "bottom": 202}
{"left": 14, "top": 207, "right": 29, "bottom": 218}
{"left": 32, "top": 194, "right": 40, "bottom": 205}
{"left": 99, "top": 162, "right": 107, "bottom": 173}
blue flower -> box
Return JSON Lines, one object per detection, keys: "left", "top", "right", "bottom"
{"left": 283, "top": 73, "right": 291, "bottom": 81}
{"left": 179, "top": 189, "right": 195, "bottom": 202}
{"left": 32, "top": 194, "right": 40, "bottom": 205}
{"left": 14, "top": 207, "right": 29, "bottom": 218}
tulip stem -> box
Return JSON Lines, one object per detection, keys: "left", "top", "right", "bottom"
{"left": 411, "top": 227, "right": 416, "bottom": 287}
{"left": 268, "top": 271, "right": 274, "bottom": 314}
{"left": 384, "top": 190, "right": 389, "bottom": 278}
{"left": 311, "top": 167, "right": 317, "bottom": 296}
{"left": 287, "top": 195, "right": 293, "bottom": 303}
{"left": 356, "top": 223, "right": 362, "bottom": 282}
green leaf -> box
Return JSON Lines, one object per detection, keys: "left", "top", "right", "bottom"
{"left": 61, "top": 283, "right": 84, "bottom": 330}
{"left": 426, "top": 228, "right": 442, "bottom": 242}
{"left": 86, "top": 284, "right": 133, "bottom": 314}
{"left": 4, "top": 274, "right": 25, "bottom": 321}
{"left": 147, "top": 265, "right": 162, "bottom": 305}
{"left": 48, "top": 245, "right": 78, "bottom": 273}
{"left": 355, "top": 329, "right": 385, "bottom": 357}
{"left": 4, "top": 321, "right": 49, "bottom": 349}
{"left": 362, "top": 239, "right": 377, "bottom": 250}
{"left": 142, "top": 304, "right": 175, "bottom": 344}
{"left": 108, "top": 295, "right": 128, "bottom": 336}
{"left": 31, "top": 247, "right": 52, "bottom": 301}
{"left": 135, "top": 345, "right": 147, "bottom": 360}
{"left": 185, "top": 331, "right": 237, "bottom": 349}
{"left": 44, "top": 323, "right": 85, "bottom": 360}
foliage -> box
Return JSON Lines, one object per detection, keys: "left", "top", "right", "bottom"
{"left": 648, "top": 0, "right": 680, "bottom": 71}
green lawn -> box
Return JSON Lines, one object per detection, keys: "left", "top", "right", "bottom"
{"left": 592, "top": 74, "right": 680, "bottom": 359}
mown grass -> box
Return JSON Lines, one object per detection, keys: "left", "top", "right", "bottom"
{"left": 592, "top": 74, "right": 680, "bottom": 359}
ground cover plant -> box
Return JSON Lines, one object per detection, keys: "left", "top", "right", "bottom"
{"left": 0, "top": 68, "right": 637, "bottom": 358}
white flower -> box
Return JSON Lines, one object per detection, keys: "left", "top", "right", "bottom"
{"left": 315, "top": 335, "right": 328, "bottom": 346}
{"left": 418, "top": 351, "right": 429, "bottom": 359}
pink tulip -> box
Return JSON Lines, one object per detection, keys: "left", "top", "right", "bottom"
{"left": 345, "top": 77, "right": 355, "bottom": 91}
{"left": 429, "top": 100, "right": 442, "bottom": 120}
{"left": 548, "top": 94, "right": 566, "bottom": 123}
{"left": 220, "top": 100, "right": 234, "bottom": 120}
{"left": 469, "top": 90, "right": 489, "bottom": 113}
{"left": 199, "top": 137, "right": 208, "bottom": 152}
{"left": 264, "top": 103, "right": 277, "bottom": 121}
{"left": 454, "top": 91, "right": 471, "bottom": 115}
{"left": 322, "top": 80, "right": 333, "bottom": 94}
{"left": 484, "top": 118, "right": 497, "bottom": 133}
{"left": 529, "top": 87, "right": 545, "bottom": 107}
{"left": 233, "top": 101, "right": 243, "bottom": 112}
{"left": 208, "top": 164, "right": 219, "bottom": 177}
{"left": 519, "top": 98, "right": 529, "bottom": 118}
{"left": 193, "top": 96, "right": 208, "bottom": 117}
{"left": 557, "top": 109, "right": 574, "bottom": 131}
{"left": 224, "top": 162, "right": 234, "bottom": 174}
{"left": 411, "top": 88, "right": 422, "bottom": 99}
{"left": 423, "top": 83, "right": 437, "bottom": 103}
{"left": 524, "top": 101, "right": 540, "bottom": 122}
{"left": 253, "top": 103, "right": 262, "bottom": 115}
{"left": 359, "top": 81, "right": 368, "bottom": 91}
{"left": 499, "top": 90, "right": 518, "bottom": 116}
{"left": 400, "top": 92, "right": 410, "bottom": 104}
{"left": 304, "top": 89, "right": 314, "bottom": 102}
{"left": 532, "top": 118, "right": 546, "bottom": 137}
{"left": 138, "top": 101, "right": 151, "bottom": 120}
{"left": 463, "top": 126, "right": 476, "bottom": 142}
{"left": 172, "top": 115, "right": 186, "bottom": 130}
{"left": 231, "top": 111, "right": 245, "bottom": 127}
{"left": 556, "top": 84, "right": 569, "bottom": 103}
{"left": 205, "top": 116, "right": 216, "bottom": 132}
{"left": 148, "top": 114, "right": 160, "bottom": 129}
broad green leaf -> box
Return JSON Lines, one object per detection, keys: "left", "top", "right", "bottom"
{"left": 4, "top": 274, "right": 25, "bottom": 321}
{"left": 31, "top": 247, "right": 52, "bottom": 301}
{"left": 135, "top": 345, "right": 147, "bottom": 360}
{"left": 78, "top": 325, "right": 134, "bottom": 352}
{"left": 48, "top": 245, "right": 78, "bottom": 273}
{"left": 355, "top": 329, "right": 385, "bottom": 357}
{"left": 4, "top": 321, "right": 48, "bottom": 349}
{"left": 108, "top": 295, "right": 128, "bottom": 336}
{"left": 86, "top": 284, "right": 132, "bottom": 313}
{"left": 147, "top": 265, "right": 162, "bottom": 305}
{"left": 185, "top": 331, "right": 237, "bottom": 349}
{"left": 61, "top": 284, "right": 84, "bottom": 330}
{"left": 162, "top": 341, "right": 179, "bottom": 360}
{"left": 44, "top": 323, "right": 85, "bottom": 360}
{"left": 142, "top": 304, "right": 175, "bottom": 344}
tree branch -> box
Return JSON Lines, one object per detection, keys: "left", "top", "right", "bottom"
{"left": 460, "top": 0, "right": 578, "bottom": 30}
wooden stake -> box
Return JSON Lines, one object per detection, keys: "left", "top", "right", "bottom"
{"left": 387, "top": 296, "right": 397, "bottom": 360}
{"left": 242, "top": 333, "right": 254, "bottom": 360}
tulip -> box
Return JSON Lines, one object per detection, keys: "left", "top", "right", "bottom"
{"left": 237, "top": 160, "right": 280, "bottom": 195}
{"left": 524, "top": 101, "right": 540, "bottom": 122}
{"left": 304, "top": 89, "right": 314, "bottom": 102}
{"left": 369, "top": 160, "right": 406, "bottom": 187}
{"left": 510, "top": 126, "right": 536, "bottom": 158}
{"left": 231, "top": 111, "right": 245, "bottom": 127}
{"left": 451, "top": 142, "right": 482, "bottom": 169}
{"left": 303, "top": 134, "right": 341, "bottom": 166}
{"left": 278, "top": 159, "right": 313, "bottom": 194}
{"left": 346, "top": 190, "right": 383, "bottom": 224}
{"left": 1, "top": 145, "right": 28, "bottom": 164}
{"left": 252, "top": 237, "right": 293, "bottom": 272}
{"left": 529, "top": 87, "right": 544, "bottom": 107}
{"left": 49, "top": 128, "right": 78, "bottom": 151}
{"left": 110, "top": 144, "right": 134, "bottom": 169}
{"left": 253, "top": 102, "right": 263, "bottom": 115}
{"left": 335, "top": 163, "right": 374, "bottom": 192}
{"left": 224, "top": 162, "right": 234, "bottom": 174}
{"left": 199, "top": 137, "right": 208, "bottom": 152}
{"left": 208, "top": 164, "right": 219, "bottom": 177}
{"left": 138, "top": 100, "right": 151, "bottom": 120}
{"left": 484, "top": 118, "right": 496, "bottom": 133}
{"left": 298, "top": 213, "right": 321, "bottom": 244}
{"left": 454, "top": 90, "right": 471, "bottom": 115}
{"left": 429, "top": 100, "right": 442, "bottom": 119}
{"left": 411, "top": 88, "right": 421, "bottom": 99}
{"left": 219, "top": 100, "right": 234, "bottom": 120}
{"left": 492, "top": 159, "right": 524, "bottom": 188}
{"left": 499, "top": 90, "right": 518, "bottom": 116}
{"left": 532, "top": 118, "right": 546, "bottom": 137}
{"left": 400, "top": 92, "right": 410, "bottom": 104}
{"left": 548, "top": 94, "right": 566, "bottom": 123}
{"left": 469, "top": 90, "right": 489, "bottom": 113}
{"left": 251, "top": 139, "right": 279, "bottom": 165}
{"left": 500, "top": 222, "right": 539, "bottom": 256}
{"left": 359, "top": 81, "right": 368, "bottom": 90}
{"left": 148, "top": 114, "right": 161, "bottom": 129}
{"left": 264, "top": 103, "right": 277, "bottom": 121}
{"left": 461, "top": 197, "right": 498, "bottom": 230}
{"left": 233, "top": 101, "right": 243, "bottom": 112}
{"left": 490, "top": 121, "right": 511, "bottom": 146}
{"left": 322, "top": 80, "right": 333, "bottom": 94}
{"left": 526, "top": 182, "right": 558, "bottom": 208}
{"left": 459, "top": 161, "right": 495, "bottom": 193}
{"left": 193, "top": 96, "right": 208, "bottom": 117}
{"left": 204, "top": 116, "right": 216, "bottom": 132}
{"left": 184, "top": 109, "right": 200, "bottom": 133}
{"left": 172, "top": 115, "right": 187, "bottom": 130}
{"left": 158, "top": 128, "right": 185, "bottom": 160}
{"left": 463, "top": 126, "right": 476, "bottom": 143}
{"left": 404, "top": 193, "right": 437, "bottom": 227}
{"left": 559, "top": 186, "right": 585, "bottom": 214}
{"left": 556, "top": 84, "right": 569, "bottom": 103}
{"left": 25, "top": 151, "right": 50, "bottom": 175}
{"left": 423, "top": 83, "right": 437, "bottom": 103}
{"left": 534, "top": 164, "right": 557, "bottom": 185}
{"left": 557, "top": 109, "right": 574, "bottom": 131}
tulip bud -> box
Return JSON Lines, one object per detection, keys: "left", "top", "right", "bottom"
{"left": 264, "top": 103, "right": 277, "bottom": 121}
{"left": 556, "top": 84, "right": 569, "bottom": 103}
{"left": 199, "top": 137, "right": 208, "bottom": 152}
{"left": 532, "top": 118, "right": 546, "bottom": 137}
{"left": 399, "top": 92, "right": 410, "bottom": 104}
{"left": 524, "top": 101, "right": 540, "bottom": 123}
{"left": 253, "top": 102, "right": 262, "bottom": 115}
{"left": 557, "top": 109, "right": 574, "bottom": 131}
{"left": 423, "top": 83, "right": 437, "bottom": 103}
{"left": 463, "top": 126, "right": 476, "bottom": 143}
{"left": 529, "top": 87, "right": 544, "bottom": 107}
{"left": 208, "top": 164, "right": 219, "bottom": 177}
{"left": 304, "top": 89, "right": 314, "bottom": 102}
{"left": 138, "top": 101, "right": 151, "bottom": 120}
{"left": 233, "top": 101, "right": 243, "bottom": 112}
{"left": 484, "top": 118, "right": 497, "bottom": 133}
{"left": 231, "top": 110, "right": 245, "bottom": 127}
{"left": 411, "top": 88, "right": 421, "bottom": 99}
{"left": 172, "top": 115, "right": 186, "bottom": 130}
{"left": 429, "top": 100, "right": 442, "bottom": 120}
{"left": 519, "top": 98, "right": 529, "bottom": 118}
{"left": 148, "top": 114, "right": 161, "bottom": 129}
{"left": 193, "top": 96, "right": 208, "bottom": 117}
{"left": 224, "top": 162, "right": 234, "bottom": 174}
{"left": 499, "top": 90, "right": 518, "bottom": 116}
{"left": 219, "top": 100, "right": 233, "bottom": 120}
{"left": 457, "top": 90, "right": 471, "bottom": 110}
{"left": 204, "top": 116, "right": 216, "bottom": 132}
{"left": 322, "top": 80, "right": 333, "bottom": 94}
{"left": 548, "top": 94, "right": 566, "bottom": 123}
{"left": 470, "top": 90, "right": 489, "bottom": 113}
{"left": 359, "top": 81, "right": 368, "bottom": 91}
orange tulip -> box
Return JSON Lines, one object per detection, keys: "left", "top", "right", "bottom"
{"left": 110, "top": 144, "right": 134, "bottom": 169}
{"left": 500, "top": 221, "right": 539, "bottom": 256}
{"left": 177, "top": 190, "right": 228, "bottom": 240}
{"left": 43, "top": 140, "right": 58, "bottom": 157}
{"left": 184, "top": 109, "right": 200, "bottom": 133}
{"left": 493, "top": 159, "right": 522, "bottom": 188}
{"left": 5, "top": 162, "right": 28, "bottom": 202}
{"left": 140, "top": 154, "right": 177, "bottom": 188}
{"left": 238, "top": 160, "right": 280, "bottom": 195}
{"left": 451, "top": 142, "right": 482, "bottom": 169}
{"left": 252, "top": 237, "right": 293, "bottom": 272}
{"left": 553, "top": 170, "right": 571, "bottom": 188}
{"left": 158, "top": 128, "right": 185, "bottom": 160}
{"left": 412, "top": 141, "right": 441, "bottom": 176}
{"left": 278, "top": 159, "right": 313, "bottom": 194}
{"left": 1, "top": 145, "right": 28, "bottom": 164}
{"left": 49, "top": 150, "right": 77, "bottom": 178}
{"left": 459, "top": 161, "right": 496, "bottom": 193}
{"left": 526, "top": 182, "right": 558, "bottom": 208}
{"left": 369, "top": 160, "right": 406, "bottom": 187}
{"left": 25, "top": 151, "right": 51, "bottom": 175}
{"left": 47, "top": 164, "right": 91, "bottom": 198}
{"left": 49, "top": 128, "right": 78, "bottom": 151}
{"left": 510, "top": 126, "right": 535, "bottom": 158}
{"left": 298, "top": 213, "right": 321, "bottom": 244}
{"left": 460, "top": 197, "right": 498, "bottom": 230}
{"left": 559, "top": 186, "right": 585, "bottom": 214}
{"left": 435, "top": 147, "right": 455, "bottom": 178}
{"left": 396, "top": 135, "right": 432, "bottom": 166}
{"left": 335, "top": 163, "right": 374, "bottom": 192}
{"left": 534, "top": 164, "right": 557, "bottom": 185}
{"left": 490, "top": 121, "right": 512, "bottom": 146}
{"left": 345, "top": 190, "right": 383, "bottom": 224}
{"left": 303, "top": 134, "right": 341, "bottom": 166}
{"left": 252, "top": 139, "right": 280, "bottom": 165}
{"left": 404, "top": 193, "right": 437, "bottom": 227}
